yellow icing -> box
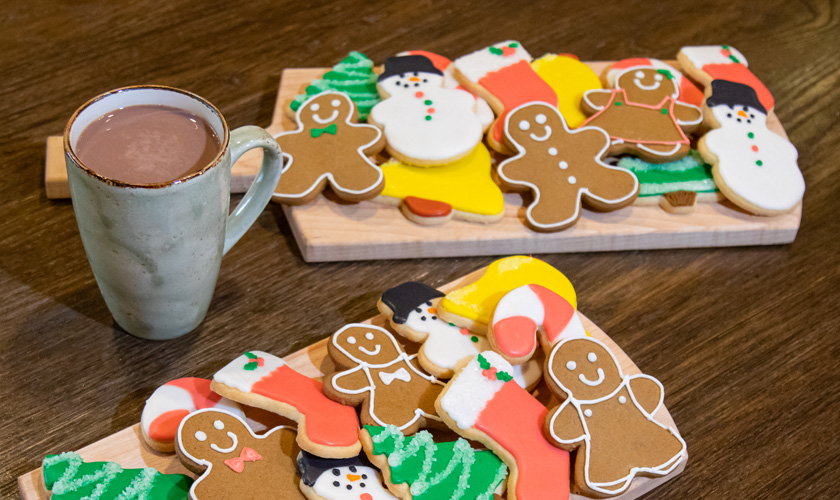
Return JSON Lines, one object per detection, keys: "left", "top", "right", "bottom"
{"left": 532, "top": 54, "right": 602, "bottom": 128}
{"left": 442, "top": 255, "right": 577, "bottom": 326}
{"left": 380, "top": 143, "right": 504, "bottom": 216}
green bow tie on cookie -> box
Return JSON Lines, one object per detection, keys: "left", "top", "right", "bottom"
{"left": 310, "top": 123, "right": 337, "bottom": 138}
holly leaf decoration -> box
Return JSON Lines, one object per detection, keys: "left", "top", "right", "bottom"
{"left": 489, "top": 47, "right": 503, "bottom": 56}
{"left": 244, "top": 351, "right": 259, "bottom": 371}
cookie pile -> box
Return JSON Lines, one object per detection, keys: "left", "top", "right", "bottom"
{"left": 273, "top": 43, "right": 804, "bottom": 230}
{"left": 42, "top": 256, "right": 687, "bottom": 499}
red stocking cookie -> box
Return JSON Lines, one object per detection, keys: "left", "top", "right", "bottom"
{"left": 678, "top": 45, "right": 774, "bottom": 111}
{"left": 436, "top": 351, "right": 570, "bottom": 500}
{"left": 545, "top": 337, "right": 687, "bottom": 498}
{"left": 324, "top": 324, "right": 444, "bottom": 435}
{"left": 498, "top": 102, "right": 639, "bottom": 232}
{"left": 274, "top": 91, "right": 386, "bottom": 204}
{"left": 211, "top": 351, "right": 361, "bottom": 458}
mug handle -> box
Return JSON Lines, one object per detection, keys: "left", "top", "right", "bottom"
{"left": 223, "top": 126, "right": 283, "bottom": 255}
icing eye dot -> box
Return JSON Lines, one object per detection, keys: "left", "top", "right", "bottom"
{"left": 727, "top": 113, "right": 732, "bottom": 118}
{"left": 750, "top": 114, "right": 755, "bottom": 119}
{"left": 420, "top": 316, "right": 427, "bottom": 321}
{"left": 310, "top": 103, "right": 320, "bottom": 112}
{"left": 535, "top": 113, "right": 547, "bottom": 124}
{"left": 654, "top": 73, "right": 663, "bottom": 81}
{"left": 518, "top": 120, "right": 531, "bottom": 131}
{"left": 432, "top": 316, "right": 437, "bottom": 320}
{"left": 548, "top": 147, "right": 557, "bottom": 156}
{"left": 566, "top": 361, "right": 577, "bottom": 370}
{"left": 588, "top": 352, "right": 597, "bottom": 362}
{"left": 365, "top": 332, "right": 374, "bottom": 340}
{"left": 568, "top": 176, "right": 577, "bottom": 184}
{"left": 333, "top": 481, "right": 340, "bottom": 487}
{"left": 559, "top": 161, "right": 568, "bottom": 169}
{"left": 214, "top": 420, "right": 224, "bottom": 430}
{"left": 362, "top": 474, "right": 368, "bottom": 479}
{"left": 346, "top": 485, "right": 352, "bottom": 490}
{"left": 347, "top": 336, "right": 357, "bottom": 345}
{"left": 423, "top": 79, "right": 428, "bottom": 83}
{"left": 332, "top": 468, "right": 341, "bottom": 476}
{"left": 635, "top": 70, "right": 645, "bottom": 79}
{"left": 360, "top": 483, "right": 366, "bottom": 487}
{"left": 194, "top": 431, "right": 207, "bottom": 441}
{"left": 426, "top": 301, "right": 433, "bottom": 306}
{"left": 331, "top": 99, "right": 340, "bottom": 107}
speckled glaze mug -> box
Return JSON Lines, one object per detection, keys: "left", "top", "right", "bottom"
{"left": 65, "top": 86, "right": 283, "bottom": 340}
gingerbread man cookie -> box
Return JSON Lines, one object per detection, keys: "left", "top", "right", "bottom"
{"left": 176, "top": 408, "right": 304, "bottom": 500}
{"left": 324, "top": 324, "right": 444, "bottom": 435}
{"left": 497, "top": 102, "right": 639, "bottom": 232}
{"left": 274, "top": 91, "right": 386, "bottom": 204}
{"left": 544, "top": 337, "right": 687, "bottom": 498}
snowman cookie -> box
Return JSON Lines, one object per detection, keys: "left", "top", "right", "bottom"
{"left": 176, "top": 408, "right": 304, "bottom": 500}
{"left": 497, "top": 102, "right": 639, "bottom": 232}
{"left": 698, "top": 79, "right": 804, "bottom": 215}
{"left": 544, "top": 337, "right": 687, "bottom": 498}
{"left": 369, "top": 55, "right": 484, "bottom": 166}
{"left": 274, "top": 91, "right": 386, "bottom": 204}
{"left": 296, "top": 451, "right": 396, "bottom": 500}
{"left": 324, "top": 324, "right": 445, "bottom": 435}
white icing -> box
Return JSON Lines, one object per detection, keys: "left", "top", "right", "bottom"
{"left": 403, "top": 308, "right": 489, "bottom": 372}
{"left": 584, "top": 409, "right": 593, "bottom": 417}
{"left": 530, "top": 125, "right": 552, "bottom": 142}
{"left": 548, "top": 147, "right": 557, "bottom": 156}
{"left": 680, "top": 45, "right": 748, "bottom": 68}
{"left": 210, "top": 431, "right": 238, "bottom": 453}
{"left": 213, "top": 351, "right": 286, "bottom": 393}
{"left": 141, "top": 380, "right": 246, "bottom": 440}
{"left": 566, "top": 361, "right": 576, "bottom": 371}
{"left": 347, "top": 336, "right": 357, "bottom": 344}
{"left": 194, "top": 431, "right": 207, "bottom": 442}
{"left": 454, "top": 41, "right": 532, "bottom": 83}
{"left": 312, "top": 464, "right": 397, "bottom": 500}
{"left": 619, "top": 396, "right": 627, "bottom": 404}
{"left": 312, "top": 109, "right": 339, "bottom": 124}
{"left": 365, "top": 332, "right": 375, "bottom": 340}
{"left": 588, "top": 352, "right": 597, "bottom": 363}
{"left": 559, "top": 161, "right": 568, "bottom": 169}
{"left": 568, "top": 176, "right": 577, "bottom": 185}
{"left": 378, "top": 367, "right": 411, "bottom": 385}
{"left": 579, "top": 368, "right": 604, "bottom": 387}
{"left": 214, "top": 420, "right": 225, "bottom": 430}
{"left": 359, "top": 344, "right": 382, "bottom": 356}
{"left": 439, "top": 351, "right": 510, "bottom": 429}
{"left": 491, "top": 285, "right": 545, "bottom": 329}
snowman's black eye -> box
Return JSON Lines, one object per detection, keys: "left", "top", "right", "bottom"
{"left": 420, "top": 316, "right": 427, "bottom": 321}
{"left": 736, "top": 118, "right": 742, "bottom": 122}
{"left": 727, "top": 113, "right": 732, "bottom": 118}
{"left": 747, "top": 120, "right": 751, "bottom": 124}
{"left": 413, "top": 72, "right": 418, "bottom": 76}
{"left": 432, "top": 316, "right": 437, "bottom": 320}
{"left": 362, "top": 474, "right": 368, "bottom": 479}
{"left": 360, "top": 483, "right": 367, "bottom": 487}
{"left": 349, "top": 466, "right": 357, "bottom": 472}
{"left": 415, "top": 307, "right": 422, "bottom": 313}
{"left": 346, "top": 485, "right": 353, "bottom": 490}
{"left": 426, "top": 301, "right": 432, "bottom": 306}
{"left": 333, "top": 481, "right": 340, "bottom": 487}
{"left": 423, "top": 79, "right": 428, "bottom": 83}
{"left": 332, "top": 469, "right": 340, "bottom": 476}
{"left": 750, "top": 114, "right": 755, "bottom": 119}
{"left": 414, "top": 83, "right": 419, "bottom": 87}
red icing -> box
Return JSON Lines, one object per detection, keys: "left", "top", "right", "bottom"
{"left": 148, "top": 409, "right": 190, "bottom": 442}
{"left": 482, "top": 367, "right": 498, "bottom": 380}
{"left": 360, "top": 494, "right": 373, "bottom": 500}
{"left": 415, "top": 91, "right": 424, "bottom": 98}
{"left": 404, "top": 50, "right": 452, "bottom": 72}
{"left": 479, "top": 60, "right": 558, "bottom": 144}
{"left": 752, "top": 145, "right": 759, "bottom": 152}
{"left": 529, "top": 284, "right": 575, "bottom": 344}
{"left": 428, "top": 108, "right": 435, "bottom": 113}
{"left": 701, "top": 63, "right": 774, "bottom": 111}
{"left": 251, "top": 365, "right": 359, "bottom": 447}
{"left": 459, "top": 328, "right": 470, "bottom": 336}
{"left": 475, "top": 382, "right": 570, "bottom": 500}
{"left": 404, "top": 196, "right": 452, "bottom": 217}
{"left": 678, "top": 78, "right": 704, "bottom": 107}
{"left": 166, "top": 377, "right": 223, "bottom": 410}
{"left": 493, "top": 316, "right": 538, "bottom": 358}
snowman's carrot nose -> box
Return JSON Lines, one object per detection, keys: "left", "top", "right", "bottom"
{"left": 347, "top": 474, "right": 361, "bottom": 481}
{"left": 409, "top": 77, "right": 421, "bottom": 82}
{"left": 428, "top": 307, "right": 437, "bottom": 314}
{"left": 737, "top": 110, "right": 748, "bottom": 118}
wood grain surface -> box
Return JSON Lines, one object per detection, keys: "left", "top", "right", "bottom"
{"left": 1, "top": 1, "right": 838, "bottom": 499}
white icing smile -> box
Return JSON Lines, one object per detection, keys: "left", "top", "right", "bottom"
{"left": 634, "top": 78, "right": 661, "bottom": 91}
{"left": 359, "top": 344, "right": 381, "bottom": 356}
{"left": 210, "top": 431, "right": 239, "bottom": 453}
{"left": 530, "top": 125, "right": 552, "bottom": 142}
{"left": 312, "top": 110, "right": 339, "bottom": 124}
{"left": 579, "top": 368, "right": 605, "bottom": 387}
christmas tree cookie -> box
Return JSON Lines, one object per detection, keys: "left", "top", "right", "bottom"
{"left": 42, "top": 452, "right": 193, "bottom": 500}
{"left": 361, "top": 425, "right": 508, "bottom": 500}
{"left": 289, "top": 52, "right": 380, "bottom": 122}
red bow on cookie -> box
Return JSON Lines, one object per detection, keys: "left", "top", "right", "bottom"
{"left": 224, "top": 447, "right": 262, "bottom": 473}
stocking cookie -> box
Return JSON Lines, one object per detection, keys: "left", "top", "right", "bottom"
{"left": 274, "top": 91, "right": 386, "bottom": 204}
{"left": 436, "top": 352, "right": 570, "bottom": 500}
{"left": 678, "top": 45, "right": 774, "bottom": 111}
{"left": 324, "top": 324, "right": 444, "bottom": 434}
{"left": 544, "top": 337, "right": 687, "bottom": 497}
{"left": 378, "top": 281, "right": 542, "bottom": 387}
{"left": 531, "top": 54, "right": 602, "bottom": 128}
{"left": 361, "top": 425, "right": 508, "bottom": 500}
{"left": 42, "top": 452, "right": 193, "bottom": 500}
{"left": 489, "top": 284, "right": 587, "bottom": 365}
{"left": 370, "top": 55, "right": 484, "bottom": 165}
{"left": 453, "top": 41, "right": 557, "bottom": 154}
{"left": 581, "top": 62, "right": 703, "bottom": 162}
{"left": 177, "top": 409, "right": 304, "bottom": 500}
{"left": 698, "top": 80, "right": 804, "bottom": 215}
{"left": 498, "top": 102, "right": 640, "bottom": 232}
{"left": 211, "top": 351, "right": 361, "bottom": 458}
{"left": 297, "top": 451, "right": 397, "bottom": 500}
{"left": 289, "top": 52, "right": 380, "bottom": 122}
{"left": 604, "top": 58, "right": 704, "bottom": 107}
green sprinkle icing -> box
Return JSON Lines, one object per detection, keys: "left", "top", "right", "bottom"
{"left": 290, "top": 51, "right": 379, "bottom": 122}
{"left": 618, "top": 150, "right": 717, "bottom": 197}
{"left": 615, "top": 101, "right": 623, "bottom": 106}
{"left": 661, "top": 108, "right": 669, "bottom": 114}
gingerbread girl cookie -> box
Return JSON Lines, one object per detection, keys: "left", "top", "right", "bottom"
{"left": 324, "top": 324, "right": 444, "bottom": 435}
{"left": 544, "top": 337, "right": 687, "bottom": 498}
{"left": 176, "top": 408, "right": 305, "bottom": 500}
{"left": 497, "top": 102, "right": 639, "bottom": 232}
{"left": 273, "top": 91, "right": 386, "bottom": 204}
{"left": 581, "top": 62, "right": 703, "bottom": 162}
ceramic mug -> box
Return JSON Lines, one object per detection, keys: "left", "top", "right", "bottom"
{"left": 65, "top": 85, "right": 283, "bottom": 340}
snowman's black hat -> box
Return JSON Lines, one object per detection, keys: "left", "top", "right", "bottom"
{"left": 378, "top": 55, "right": 443, "bottom": 82}
{"left": 706, "top": 80, "right": 766, "bottom": 114}
{"left": 380, "top": 281, "right": 444, "bottom": 324}
{"left": 297, "top": 451, "right": 373, "bottom": 486}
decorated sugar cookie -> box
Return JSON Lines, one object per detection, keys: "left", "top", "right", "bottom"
{"left": 297, "top": 451, "right": 397, "bottom": 500}
{"left": 453, "top": 41, "right": 558, "bottom": 154}
{"left": 604, "top": 58, "right": 704, "bottom": 107}
{"left": 369, "top": 55, "right": 484, "bottom": 165}
{"left": 581, "top": 62, "right": 703, "bottom": 162}
{"left": 377, "top": 143, "right": 504, "bottom": 225}
{"left": 289, "top": 52, "right": 380, "bottom": 122}
{"left": 42, "top": 452, "right": 193, "bottom": 500}
{"left": 531, "top": 53, "right": 602, "bottom": 128}
{"left": 378, "top": 281, "right": 543, "bottom": 386}
{"left": 176, "top": 409, "right": 304, "bottom": 500}
{"left": 678, "top": 45, "right": 774, "bottom": 111}
{"left": 698, "top": 80, "right": 803, "bottom": 215}
{"left": 439, "top": 255, "right": 577, "bottom": 332}
{"left": 489, "top": 284, "right": 587, "bottom": 365}
{"left": 211, "top": 351, "right": 361, "bottom": 458}
{"left": 361, "top": 425, "right": 508, "bottom": 500}
{"left": 324, "top": 324, "right": 444, "bottom": 435}
{"left": 498, "top": 102, "right": 640, "bottom": 232}
{"left": 436, "top": 351, "right": 570, "bottom": 500}
{"left": 273, "top": 91, "right": 386, "bottom": 204}
{"left": 544, "top": 337, "right": 687, "bottom": 497}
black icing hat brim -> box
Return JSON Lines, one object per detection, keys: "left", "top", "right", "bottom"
{"left": 378, "top": 55, "right": 444, "bottom": 82}
{"left": 380, "top": 281, "right": 444, "bottom": 324}
{"left": 706, "top": 79, "right": 767, "bottom": 114}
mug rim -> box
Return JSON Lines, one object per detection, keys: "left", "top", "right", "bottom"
{"left": 64, "top": 85, "right": 231, "bottom": 189}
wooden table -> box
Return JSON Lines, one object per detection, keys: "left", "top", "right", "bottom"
{"left": 2, "top": 1, "right": 838, "bottom": 498}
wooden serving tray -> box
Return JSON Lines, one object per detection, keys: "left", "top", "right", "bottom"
{"left": 17, "top": 266, "right": 687, "bottom": 500}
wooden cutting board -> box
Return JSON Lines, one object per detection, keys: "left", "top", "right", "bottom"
{"left": 44, "top": 61, "right": 801, "bottom": 262}
{"left": 17, "top": 265, "right": 687, "bottom": 500}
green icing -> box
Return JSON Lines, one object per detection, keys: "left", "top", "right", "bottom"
{"left": 618, "top": 150, "right": 718, "bottom": 197}
{"left": 42, "top": 452, "right": 192, "bottom": 500}
{"left": 290, "top": 51, "right": 379, "bottom": 121}
{"left": 365, "top": 425, "right": 506, "bottom": 500}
